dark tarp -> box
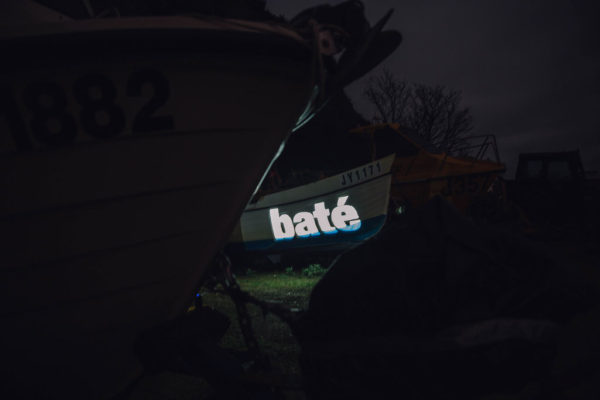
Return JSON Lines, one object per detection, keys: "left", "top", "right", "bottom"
{"left": 294, "top": 196, "right": 600, "bottom": 399}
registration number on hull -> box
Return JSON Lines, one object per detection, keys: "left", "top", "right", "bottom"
{"left": 341, "top": 161, "right": 382, "bottom": 186}
{"left": 1, "top": 69, "right": 174, "bottom": 151}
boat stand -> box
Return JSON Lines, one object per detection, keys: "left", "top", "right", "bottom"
{"left": 115, "top": 254, "right": 304, "bottom": 399}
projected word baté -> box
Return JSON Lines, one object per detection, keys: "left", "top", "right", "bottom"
{"left": 269, "top": 196, "right": 361, "bottom": 240}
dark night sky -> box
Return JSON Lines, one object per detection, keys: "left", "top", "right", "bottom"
{"left": 267, "top": 0, "right": 600, "bottom": 177}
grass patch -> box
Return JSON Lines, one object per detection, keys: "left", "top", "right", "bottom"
{"left": 301, "top": 263, "right": 327, "bottom": 278}
{"left": 201, "top": 272, "right": 321, "bottom": 376}
{"left": 235, "top": 272, "right": 320, "bottom": 306}
{"left": 130, "top": 272, "right": 321, "bottom": 399}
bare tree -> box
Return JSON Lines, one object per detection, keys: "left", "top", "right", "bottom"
{"left": 364, "top": 69, "right": 473, "bottom": 153}
{"left": 363, "top": 69, "right": 411, "bottom": 125}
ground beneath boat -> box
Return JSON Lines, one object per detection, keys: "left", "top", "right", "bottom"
{"left": 127, "top": 272, "right": 321, "bottom": 400}
{"left": 124, "top": 233, "right": 600, "bottom": 399}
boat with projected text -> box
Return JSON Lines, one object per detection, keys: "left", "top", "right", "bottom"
{"left": 0, "top": 1, "right": 401, "bottom": 398}
{"left": 229, "top": 154, "right": 394, "bottom": 254}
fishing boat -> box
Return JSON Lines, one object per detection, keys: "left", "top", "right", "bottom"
{"left": 0, "top": 1, "right": 400, "bottom": 398}
{"left": 350, "top": 123, "right": 506, "bottom": 214}
{"left": 229, "top": 155, "right": 394, "bottom": 254}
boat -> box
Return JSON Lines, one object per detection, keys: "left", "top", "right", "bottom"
{"left": 350, "top": 123, "right": 506, "bottom": 214}
{"left": 0, "top": 1, "right": 400, "bottom": 398}
{"left": 229, "top": 155, "right": 394, "bottom": 254}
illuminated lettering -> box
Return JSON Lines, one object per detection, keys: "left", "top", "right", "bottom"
{"left": 312, "top": 202, "right": 337, "bottom": 234}
{"left": 331, "top": 196, "right": 361, "bottom": 231}
{"left": 269, "top": 208, "right": 295, "bottom": 240}
{"left": 293, "top": 212, "right": 320, "bottom": 237}
{"left": 270, "top": 196, "right": 362, "bottom": 241}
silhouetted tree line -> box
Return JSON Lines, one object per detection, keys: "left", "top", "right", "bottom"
{"left": 364, "top": 69, "right": 473, "bottom": 153}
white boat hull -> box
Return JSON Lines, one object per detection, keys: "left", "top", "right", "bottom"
{"left": 229, "top": 155, "right": 394, "bottom": 254}
{"left": 0, "top": 17, "right": 315, "bottom": 398}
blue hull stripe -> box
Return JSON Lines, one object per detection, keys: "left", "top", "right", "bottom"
{"left": 229, "top": 215, "right": 386, "bottom": 253}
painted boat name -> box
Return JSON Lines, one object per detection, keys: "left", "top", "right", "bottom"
{"left": 269, "top": 196, "right": 362, "bottom": 241}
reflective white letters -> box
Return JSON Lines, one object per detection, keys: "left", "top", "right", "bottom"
{"left": 312, "top": 202, "right": 337, "bottom": 234}
{"left": 269, "top": 208, "right": 295, "bottom": 240}
{"left": 293, "top": 211, "right": 320, "bottom": 237}
{"left": 270, "top": 196, "right": 362, "bottom": 241}
{"left": 331, "top": 196, "right": 361, "bottom": 231}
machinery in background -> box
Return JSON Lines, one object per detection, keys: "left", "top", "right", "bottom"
{"left": 508, "top": 150, "right": 598, "bottom": 231}
{"left": 349, "top": 123, "right": 506, "bottom": 218}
